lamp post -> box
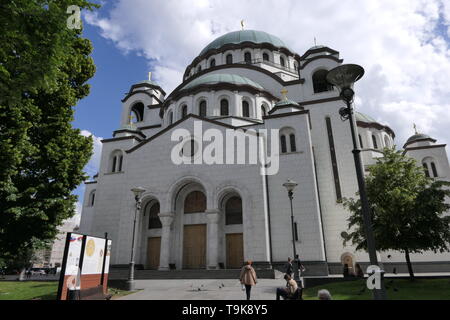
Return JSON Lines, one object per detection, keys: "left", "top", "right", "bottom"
{"left": 326, "top": 64, "right": 387, "bottom": 300}
{"left": 282, "top": 179, "right": 300, "bottom": 282}
{"left": 127, "top": 187, "right": 145, "bottom": 291}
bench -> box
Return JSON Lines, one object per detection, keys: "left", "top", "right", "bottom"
{"left": 79, "top": 286, "right": 112, "bottom": 300}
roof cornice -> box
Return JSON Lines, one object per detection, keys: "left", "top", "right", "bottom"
{"left": 185, "top": 42, "right": 301, "bottom": 77}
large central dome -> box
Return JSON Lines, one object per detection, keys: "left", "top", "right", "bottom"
{"left": 199, "top": 30, "right": 289, "bottom": 56}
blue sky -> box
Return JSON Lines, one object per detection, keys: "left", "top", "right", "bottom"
{"left": 72, "top": 0, "right": 450, "bottom": 216}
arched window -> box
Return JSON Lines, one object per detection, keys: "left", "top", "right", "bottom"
{"left": 280, "top": 127, "right": 296, "bottom": 153}
{"left": 225, "top": 196, "right": 243, "bottom": 225}
{"left": 210, "top": 59, "right": 216, "bottom": 68}
{"left": 280, "top": 135, "right": 287, "bottom": 153}
{"left": 423, "top": 163, "right": 430, "bottom": 177}
{"left": 110, "top": 150, "right": 123, "bottom": 173}
{"left": 372, "top": 135, "right": 378, "bottom": 149}
{"left": 88, "top": 190, "right": 96, "bottom": 207}
{"left": 244, "top": 52, "right": 252, "bottom": 64}
{"left": 384, "top": 135, "right": 390, "bottom": 148}
{"left": 226, "top": 54, "right": 233, "bottom": 64}
{"left": 168, "top": 111, "right": 173, "bottom": 125}
{"left": 184, "top": 191, "right": 206, "bottom": 214}
{"left": 146, "top": 201, "right": 161, "bottom": 229}
{"left": 242, "top": 100, "right": 250, "bottom": 117}
{"left": 263, "top": 53, "right": 269, "bottom": 61}
{"left": 312, "top": 70, "right": 333, "bottom": 93}
{"left": 197, "top": 65, "right": 202, "bottom": 73}
{"left": 181, "top": 105, "right": 188, "bottom": 118}
{"left": 289, "top": 134, "right": 297, "bottom": 152}
{"left": 130, "top": 102, "right": 144, "bottom": 123}
{"left": 199, "top": 100, "right": 207, "bottom": 117}
{"left": 118, "top": 155, "right": 123, "bottom": 172}
{"left": 220, "top": 99, "right": 229, "bottom": 116}
{"left": 359, "top": 135, "right": 364, "bottom": 148}
{"left": 261, "top": 105, "right": 267, "bottom": 117}
{"left": 431, "top": 162, "right": 438, "bottom": 177}
{"left": 280, "top": 56, "right": 285, "bottom": 67}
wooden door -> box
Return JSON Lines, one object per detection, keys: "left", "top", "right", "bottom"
{"left": 226, "top": 233, "right": 244, "bottom": 269}
{"left": 183, "top": 224, "right": 206, "bottom": 269}
{"left": 147, "top": 237, "right": 161, "bottom": 270}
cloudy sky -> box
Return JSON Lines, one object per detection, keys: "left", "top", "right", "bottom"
{"left": 73, "top": 0, "right": 450, "bottom": 210}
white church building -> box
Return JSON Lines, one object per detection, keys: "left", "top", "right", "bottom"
{"left": 79, "top": 29, "right": 450, "bottom": 276}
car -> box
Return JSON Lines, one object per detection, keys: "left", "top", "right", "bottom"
{"left": 31, "top": 269, "right": 46, "bottom": 275}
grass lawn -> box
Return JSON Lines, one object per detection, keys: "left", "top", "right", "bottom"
{"left": 302, "top": 278, "right": 450, "bottom": 300}
{"left": 0, "top": 281, "right": 58, "bottom": 300}
{"left": 0, "top": 281, "right": 135, "bottom": 300}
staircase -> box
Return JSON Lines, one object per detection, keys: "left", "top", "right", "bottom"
{"left": 109, "top": 268, "right": 275, "bottom": 280}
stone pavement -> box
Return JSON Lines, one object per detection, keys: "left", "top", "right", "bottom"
{"left": 118, "top": 279, "right": 285, "bottom": 300}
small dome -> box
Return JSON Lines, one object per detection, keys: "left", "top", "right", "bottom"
{"left": 181, "top": 73, "right": 264, "bottom": 91}
{"left": 274, "top": 99, "right": 300, "bottom": 107}
{"left": 406, "top": 133, "right": 434, "bottom": 144}
{"left": 136, "top": 80, "right": 159, "bottom": 87}
{"left": 199, "top": 30, "right": 290, "bottom": 56}
{"left": 308, "top": 45, "right": 326, "bottom": 50}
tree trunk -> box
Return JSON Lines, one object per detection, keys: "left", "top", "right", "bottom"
{"left": 404, "top": 249, "right": 415, "bottom": 281}
{"left": 19, "top": 268, "right": 26, "bottom": 281}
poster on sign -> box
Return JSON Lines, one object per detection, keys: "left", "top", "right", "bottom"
{"left": 57, "top": 233, "right": 112, "bottom": 300}
{"left": 82, "top": 236, "right": 106, "bottom": 275}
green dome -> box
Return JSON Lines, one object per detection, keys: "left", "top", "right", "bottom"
{"left": 200, "top": 30, "right": 289, "bottom": 56}
{"left": 355, "top": 112, "right": 377, "bottom": 123}
{"left": 181, "top": 73, "right": 264, "bottom": 91}
{"left": 406, "top": 133, "right": 433, "bottom": 144}
{"left": 275, "top": 99, "right": 300, "bottom": 107}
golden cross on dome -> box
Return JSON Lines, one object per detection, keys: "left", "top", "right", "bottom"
{"left": 281, "top": 88, "right": 288, "bottom": 100}
{"left": 241, "top": 20, "right": 245, "bottom": 30}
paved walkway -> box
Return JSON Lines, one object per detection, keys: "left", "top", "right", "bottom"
{"left": 118, "top": 279, "right": 284, "bottom": 300}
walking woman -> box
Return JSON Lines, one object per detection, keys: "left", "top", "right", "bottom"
{"left": 240, "top": 260, "right": 257, "bottom": 300}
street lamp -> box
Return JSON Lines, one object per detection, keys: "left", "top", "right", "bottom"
{"left": 282, "top": 179, "right": 300, "bottom": 282}
{"left": 326, "top": 64, "right": 387, "bottom": 300}
{"left": 126, "top": 187, "right": 145, "bottom": 291}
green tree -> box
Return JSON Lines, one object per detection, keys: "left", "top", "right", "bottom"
{"left": 342, "top": 148, "right": 450, "bottom": 280}
{"left": 0, "top": 1, "right": 98, "bottom": 268}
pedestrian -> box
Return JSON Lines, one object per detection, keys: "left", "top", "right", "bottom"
{"left": 318, "top": 289, "right": 332, "bottom": 300}
{"left": 239, "top": 260, "right": 257, "bottom": 300}
{"left": 276, "top": 274, "right": 298, "bottom": 300}
{"left": 285, "top": 257, "right": 293, "bottom": 278}
{"left": 295, "top": 255, "right": 306, "bottom": 293}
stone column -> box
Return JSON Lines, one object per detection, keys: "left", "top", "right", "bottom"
{"left": 158, "top": 212, "right": 174, "bottom": 271}
{"left": 206, "top": 209, "right": 221, "bottom": 269}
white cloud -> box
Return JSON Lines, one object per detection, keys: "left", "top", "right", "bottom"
{"left": 81, "top": 130, "right": 103, "bottom": 178}
{"left": 84, "top": 0, "right": 450, "bottom": 156}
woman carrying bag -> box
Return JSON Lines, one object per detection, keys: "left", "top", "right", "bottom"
{"left": 239, "top": 260, "right": 257, "bottom": 300}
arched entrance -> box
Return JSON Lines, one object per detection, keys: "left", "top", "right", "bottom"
{"left": 138, "top": 197, "right": 162, "bottom": 270}
{"left": 182, "top": 190, "right": 207, "bottom": 269}
{"left": 221, "top": 193, "right": 244, "bottom": 269}
{"left": 341, "top": 252, "right": 355, "bottom": 276}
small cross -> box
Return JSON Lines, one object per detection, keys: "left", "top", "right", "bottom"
{"left": 314, "top": 37, "right": 317, "bottom": 47}
{"left": 281, "top": 88, "right": 288, "bottom": 100}
{"left": 413, "top": 123, "right": 418, "bottom": 134}
{"left": 148, "top": 72, "right": 152, "bottom": 81}
{"left": 241, "top": 20, "right": 245, "bottom": 30}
